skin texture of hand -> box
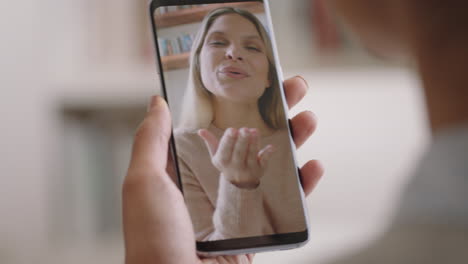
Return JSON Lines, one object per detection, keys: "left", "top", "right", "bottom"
{"left": 122, "top": 76, "right": 324, "bottom": 264}
{"left": 198, "top": 127, "right": 274, "bottom": 189}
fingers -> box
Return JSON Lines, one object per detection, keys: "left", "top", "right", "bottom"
{"left": 300, "top": 160, "right": 324, "bottom": 196}
{"left": 283, "top": 76, "right": 322, "bottom": 195}
{"left": 198, "top": 129, "right": 219, "bottom": 157}
{"left": 231, "top": 128, "right": 251, "bottom": 166}
{"left": 284, "top": 76, "right": 309, "bottom": 110}
{"left": 215, "top": 128, "right": 238, "bottom": 166}
{"left": 290, "top": 111, "right": 318, "bottom": 149}
{"left": 128, "top": 96, "right": 172, "bottom": 176}
{"left": 246, "top": 129, "right": 259, "bottom": 168}
{"left": 201, "top": 255, "right": 253, "bottom": 264}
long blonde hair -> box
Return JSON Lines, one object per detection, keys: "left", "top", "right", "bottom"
{"left": 177, "top": 7, "right": 285, "bottom": 132}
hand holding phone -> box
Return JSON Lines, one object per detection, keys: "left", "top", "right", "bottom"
{"left": 122, "top": 77, "right": 323, "bottom": 263}
{"left": 146, "top": 0, "right": 322, "bottom": 256}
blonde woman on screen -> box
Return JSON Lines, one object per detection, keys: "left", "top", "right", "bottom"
{"left": 174, "top": 7, "right": 306, "bottom": 241}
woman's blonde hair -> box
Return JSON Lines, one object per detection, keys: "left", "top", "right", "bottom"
{"left": 177, "top": 7, "right": 285, "bottom": 132}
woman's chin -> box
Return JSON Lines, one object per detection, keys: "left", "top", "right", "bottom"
{"left": 218, "top": 92, "right": 262, "bottom": 104}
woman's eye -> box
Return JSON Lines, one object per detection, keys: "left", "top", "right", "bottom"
{"left": 209, "top": 41, "right": 226, "bottom": 46}
{"left": 246, "top": 46, "right": 261, "bottom": 52}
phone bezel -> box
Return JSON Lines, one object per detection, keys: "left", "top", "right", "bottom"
{"left": 149, "top": 0, "right": 310, "bottom": 255}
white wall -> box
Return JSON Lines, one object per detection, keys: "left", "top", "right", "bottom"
{"left": 0, "top": 0, "right": 50, "bottom": 262}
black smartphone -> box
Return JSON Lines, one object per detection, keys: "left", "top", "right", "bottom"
{"left": 149, "top": 0, "right": 309, "bottom": 256}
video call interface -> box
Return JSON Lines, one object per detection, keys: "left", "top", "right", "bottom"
{"left": 154, "top": 1, "right": 306, "bottom": 242}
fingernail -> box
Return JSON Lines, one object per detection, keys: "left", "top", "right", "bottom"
{"left": 306, "top": 110, "right": 318, "bottom": 121}
{"left": 249, "top": 128, "right": 258, "bottom": 137}
{"left": 240, "top": 128, "right": 249, "bottom": 136}
{"left": 147, "top": 95, "right": 161, "bottom": 112}
{"left": 295, "top": 75, "right": 309, "bottom": 90}
{"left": 228, "top": 128, "right": 237, "bottom": 137}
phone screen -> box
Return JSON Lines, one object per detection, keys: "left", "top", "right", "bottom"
{"left": 150, "top": 0, "right": 307, "bottom": 251}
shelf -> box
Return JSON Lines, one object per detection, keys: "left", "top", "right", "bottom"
{"left": 161, "top": 52, "right": 191, "bottom": 71}
{"left": 155, "top": 2, "right": 265, "bottom": 28}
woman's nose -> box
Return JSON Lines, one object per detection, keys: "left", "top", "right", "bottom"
{"left": 225, "top": 46, "right": 243, "bottom": 61}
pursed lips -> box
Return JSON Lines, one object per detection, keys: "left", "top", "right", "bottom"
{"left": 219, "top": 66, "right": 250, "bottom": 79}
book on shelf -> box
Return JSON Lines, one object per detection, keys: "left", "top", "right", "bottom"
{"left": 158, "top": 33, "right": 194, "bottom": 57}
{"left": 155, "top": 4, "right": 208, "bottom": 15}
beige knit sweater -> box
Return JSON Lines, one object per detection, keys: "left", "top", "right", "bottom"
{"left": 175, "top": 125, "right": 306, "bottom": 241}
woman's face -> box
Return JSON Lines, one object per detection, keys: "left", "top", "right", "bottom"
{"left": 199, "top": 14, "right": 270, "bottom": 104}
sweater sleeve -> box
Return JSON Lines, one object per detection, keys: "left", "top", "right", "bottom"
{"left": 179, "top": 157, "right": 266, "bottom": 241}
{"left": 212, "top": 176, "right": 266, "bottom": 239}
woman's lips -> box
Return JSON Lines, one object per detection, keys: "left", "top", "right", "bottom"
{"left": 219, "top": 66, "right": 249, "bottom": 79}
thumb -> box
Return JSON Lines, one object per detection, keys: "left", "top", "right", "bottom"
{"left": 128, "top": 96, "right": 172, "bottom": 175}
{"left": 123, "top": 97, "right": 199, "bottom": 264}
{"left": 198, "top": 129, "right": 219, "bottom": 157}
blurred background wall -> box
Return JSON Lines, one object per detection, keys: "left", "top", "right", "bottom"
{"left": 0, "top": 0, "right": 429, "bottom": 263}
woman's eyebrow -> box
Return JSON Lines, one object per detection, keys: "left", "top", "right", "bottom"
{"left": 206, "top": 31, "right": 263, "bottom": 45}
{"left": 243, "top": 35, "right": 265, "bottom": 47}
{"left": 206, "top": 31, "right": 225, "bottom": 38}
{"left": 244, "top": 35, "right": 262, "bottom": 40}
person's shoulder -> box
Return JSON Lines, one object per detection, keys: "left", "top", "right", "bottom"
{"left": 174, "top": 128, "right": 204, "bottom": 155}
{"left": 174, "top": 128, "right": 199, "bottom": 140}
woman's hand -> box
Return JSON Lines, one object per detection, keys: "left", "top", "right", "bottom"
{"left": 198, "top": 127, "right": 274, "bottom": 189}
{"left": 122, "top": 76, "right": 323, "bottom": 264}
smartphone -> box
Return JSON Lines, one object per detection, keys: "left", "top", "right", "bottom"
{"left": 149, "top": 0, "right": 309, "bottom": 256}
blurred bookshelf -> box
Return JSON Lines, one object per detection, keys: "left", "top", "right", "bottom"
{"left": 155, "top": 2, "right": 264, "bottom": 28}
{"left": 161, "top": 52, "right": 191, "bottom": 70}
